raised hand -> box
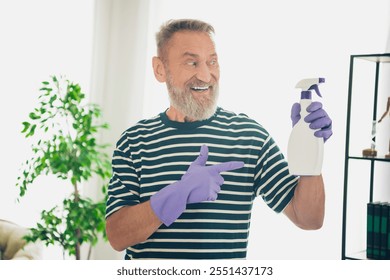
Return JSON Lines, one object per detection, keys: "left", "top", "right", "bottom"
{"left": 183, "top": 145, "right": 244, "bottom": 203}
{"left": 150, "top": 145, "right": 244, "bottom": 226}
{"left": 291, "top": 101, "right": 333, "bottom": 142}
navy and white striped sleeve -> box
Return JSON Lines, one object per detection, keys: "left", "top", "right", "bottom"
{"left": 105, "top": 137, "right": 140, "bottom": 219}
{"left": 254, "top": 134, "right": 298, "bottom": 213}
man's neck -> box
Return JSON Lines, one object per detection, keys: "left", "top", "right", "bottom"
{"left": 166, "top": 106, "right": 195, "bottom": 122}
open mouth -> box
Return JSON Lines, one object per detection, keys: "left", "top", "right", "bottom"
{"left": 190, "top": 86, "right": 211, "bottom": 93}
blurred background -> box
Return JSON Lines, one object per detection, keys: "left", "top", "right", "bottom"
{"left": 0, "top": 0, "right": 389, "bottom": 260}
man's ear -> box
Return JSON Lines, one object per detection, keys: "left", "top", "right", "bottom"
{"left": 152, "top": 56, "right": 166, "bottom": 83}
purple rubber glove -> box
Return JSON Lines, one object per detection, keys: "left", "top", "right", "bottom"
{"left": 150, "top": 145, "right": 244, "bottom": 226}
{"left": 291, "top": 101, "right": 333, "bottom": 142}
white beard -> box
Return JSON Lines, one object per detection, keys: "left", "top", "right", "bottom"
{"left": 166, "top": 74, "right": 219, "bottom": 121}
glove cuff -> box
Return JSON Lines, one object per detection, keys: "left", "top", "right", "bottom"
{"left": 150, "top": 181, "right": 187, "bottom": 227}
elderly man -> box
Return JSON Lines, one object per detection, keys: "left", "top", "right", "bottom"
{"left": 105, "top": 19, "right": 332, "bottom": 259}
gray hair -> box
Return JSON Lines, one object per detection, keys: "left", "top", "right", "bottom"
{"left": 156, "top": 19, "right": 215, "bottom": 61}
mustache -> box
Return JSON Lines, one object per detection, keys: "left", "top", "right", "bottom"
{"left": 186, "top": 78, "right": 217, "bottom": 88}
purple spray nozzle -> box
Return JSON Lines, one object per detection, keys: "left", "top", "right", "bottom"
{"left": 309, "top": 84, "right": 322, "bottom": 97}
{"left": 295, "top": 78, "right": 325, "bottom": 99}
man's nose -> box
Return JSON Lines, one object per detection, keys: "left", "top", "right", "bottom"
{"left": 195, "top": 63, "right": 212, "bottom": 83}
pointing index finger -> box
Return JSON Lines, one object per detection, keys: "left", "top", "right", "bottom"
{"left": 211, "top": 161, "right": 245, "bottom": 173}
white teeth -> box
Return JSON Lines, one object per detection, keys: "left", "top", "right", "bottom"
{"left": 192, "top": 86, "right": 209, "bottom": 90}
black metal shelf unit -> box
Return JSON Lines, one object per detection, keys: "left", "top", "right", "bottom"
{"left": 342, "top": 53, "right": 390, "bottom": 260}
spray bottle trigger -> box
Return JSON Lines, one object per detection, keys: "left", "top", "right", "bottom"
{"left": 309, "top": 84, "right": 322, "bottom": 98}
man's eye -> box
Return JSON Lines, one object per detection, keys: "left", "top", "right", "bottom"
{"left": 187, "top": 61, "right": 197, "bottom": 66}
{"left": 209, "top": 59, "right": 218, "bottom": 66}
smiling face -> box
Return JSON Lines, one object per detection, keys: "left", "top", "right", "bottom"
{"left": 153, "top": 31, "right": 220, "bottom": 121}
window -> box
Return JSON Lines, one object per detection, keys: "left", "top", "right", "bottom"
{"left": 0, "top": 0, "right": 94, "bottom": 259}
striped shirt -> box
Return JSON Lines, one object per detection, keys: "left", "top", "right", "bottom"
{"left": 106, "top": 107, "right": 298, "bottom": 259}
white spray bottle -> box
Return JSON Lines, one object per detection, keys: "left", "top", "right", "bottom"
{"left": 287, "top": 78, "right": 325, "bottom": 176}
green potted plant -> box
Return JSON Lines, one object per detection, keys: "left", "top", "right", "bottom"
{"left": 16, "top": 76, "right": 111, "bottom": 260}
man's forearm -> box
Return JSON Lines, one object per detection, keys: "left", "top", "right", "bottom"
{"left": 284, "top": 175, "right": 325, "bottom": 230}
{"left": 106, "top": 201, "right": 162, "bottom": 251}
